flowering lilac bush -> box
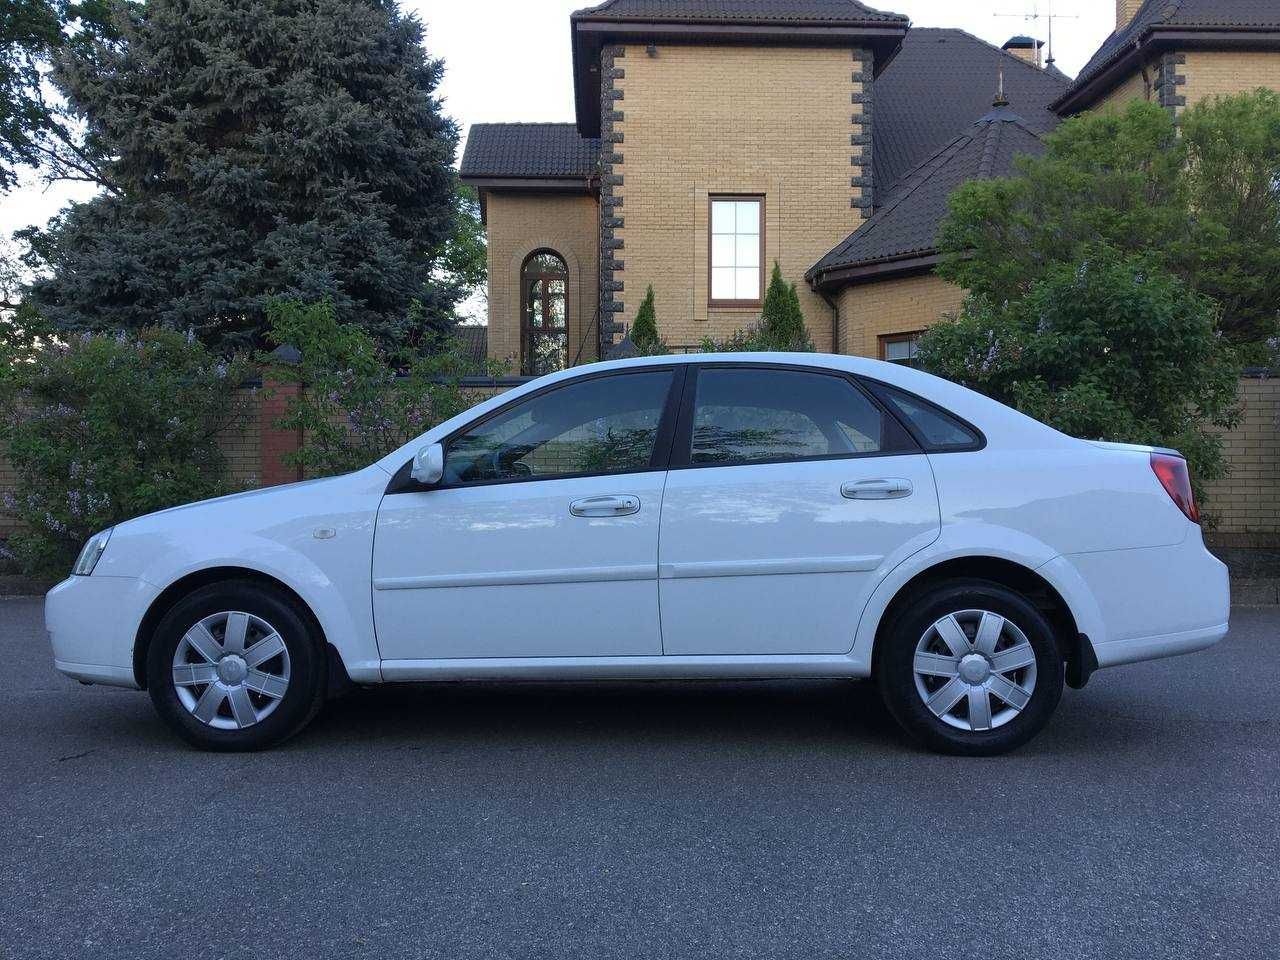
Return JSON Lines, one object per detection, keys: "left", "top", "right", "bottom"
{"left": 0, "top": 317, "right": 250, "bottom": 576}
{"left": 265, "top": 300, "right": 502, "bottom": 477}
{"left": 917, "top": 253, "right": 1239, "bottom": 498}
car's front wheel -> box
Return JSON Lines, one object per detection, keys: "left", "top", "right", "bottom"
{"left": 876, "top": 579, "right": 1064, "bottom": 756}
{"left": 147, "top": 580, "right": 327, "bottom": 751}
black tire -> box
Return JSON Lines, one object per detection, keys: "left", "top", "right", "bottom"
{"left": 876, "top": 578, "right": 1064, "bottom": 756}
{"left": 147, "top": 580, "right": 327, "bottom": 751}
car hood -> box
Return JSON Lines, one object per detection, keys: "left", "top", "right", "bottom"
{"left": 112, "top": 464, "right": 389, "bottom": 538}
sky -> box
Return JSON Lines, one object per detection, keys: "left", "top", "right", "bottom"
{"left": 0, "top": 0, "right": 1120, "bottom": 241}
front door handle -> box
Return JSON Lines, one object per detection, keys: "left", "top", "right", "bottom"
{"left": 569, "top": 495, "right": 641, "bottom": 518}
{"left": 841, "top": 478, "right": 913, "bottom": 500}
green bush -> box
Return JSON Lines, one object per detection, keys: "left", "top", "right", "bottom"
{"left": 702, "top": 262, "right": 814, "bottom": 353}
{"left": 630, "top": 285, "right": 668, "bottom": 355}
{"left": 0, "top": 318, "right": 250, "bottom": 577}
{"left": 265, "top": 299, "right": 502, "bottom": 477}
{"left": 918, "top": 252, "right": 1240, "bottom": 495}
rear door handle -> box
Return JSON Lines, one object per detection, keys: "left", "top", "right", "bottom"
{"left": 570, "top": 495, "right": 641, "bottom": 518}
{"left": 841, "top": 478, "right": 913, "bottom": 500}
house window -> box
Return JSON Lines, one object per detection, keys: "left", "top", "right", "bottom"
{"left": 709, "top": 196, "right": 763, "bottom": 306}
{"left": 521, "top": 250, "right": 568, "bottom": 376}
{"left": 880, "top": 332, "right": 923, "bottom": 367}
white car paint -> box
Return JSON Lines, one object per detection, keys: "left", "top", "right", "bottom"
{"left": 45, "top": 352, "right": 1230, "bottom": 697}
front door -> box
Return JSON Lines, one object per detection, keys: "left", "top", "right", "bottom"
{"left": 373, "top": 367, "right": 680, "bottom": 661}
{"left": 658, "top": 364, "right": 940, "bottom": 656}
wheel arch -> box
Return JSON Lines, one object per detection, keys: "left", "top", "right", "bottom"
{"left": 132, "top": 566, "right": 346, "bottom": 690}
{"left": 859, "top": 553, "right": 1101, "bottom": 689}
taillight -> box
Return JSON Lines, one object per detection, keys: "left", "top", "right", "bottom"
{"left": 1150, "top": 452, "right": 1199, "bottom": 524}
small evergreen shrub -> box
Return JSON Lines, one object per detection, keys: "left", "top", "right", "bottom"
{"left": 700, "top": 262, "right": 814, "bottom": 352}
{"left": 630, "top": 285, "right": 668, "bottom": 355}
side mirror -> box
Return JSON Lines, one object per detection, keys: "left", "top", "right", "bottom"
{"left": 410, "top": 443, "right": 445, "bottom": 486}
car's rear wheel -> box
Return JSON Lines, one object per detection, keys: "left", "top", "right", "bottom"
{"left": 876, "top": 579, "right": 1064, "bottom": 756}
{"left": 147, "top": 580, "right": 326, "bottom": 751}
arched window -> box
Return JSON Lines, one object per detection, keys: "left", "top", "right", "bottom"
{"left": 521, "top": 250, "right": 568, "bottom": 376}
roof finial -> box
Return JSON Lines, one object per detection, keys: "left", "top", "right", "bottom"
{"left": 994, "top": 62, "right": 1009, "bottom": 108}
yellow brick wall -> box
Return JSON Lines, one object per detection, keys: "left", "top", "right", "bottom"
{"left": 481, "top": 192, "right": 599, "bottom": 369}
{"left": 1093, "top": 65, "right": 1155, "bottom": 111}
{"left": 1204, "top": 377, "right": 1280, "bottom": 535}
{"left": 835, "top": 272, "right": 965, "bottom": 359}
{"left": 613, "top": 43, "right": 866, "bottom": 350}
{"left": 1182, "top": 50, "right": 1280, "bottom": 106}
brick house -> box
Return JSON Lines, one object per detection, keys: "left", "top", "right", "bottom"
{"left": 460, "top": 0, "right": 1280, "bottom": 375}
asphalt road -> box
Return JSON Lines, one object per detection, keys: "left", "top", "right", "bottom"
{"left": 2, "top": 599, "right": 1276, "bottom": 960}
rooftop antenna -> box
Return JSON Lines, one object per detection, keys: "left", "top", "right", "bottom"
{"left": 994, "top": 0, "right": 1079, "bottom": 67}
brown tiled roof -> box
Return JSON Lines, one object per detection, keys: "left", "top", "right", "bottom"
{"left": 460, "top": 124, "right": 600, "bottom": 183}
{"left": 875, "top": 28, "right": 1067, "bottom": 199}
{"left": 811, "top": 106, "right": 1046, "bottom": 286}
{"left": 571, "top": 1, "right": 908, "bottom": 25}
{"left": 1056, "top": 0, "right": 1280, "bottom": 112}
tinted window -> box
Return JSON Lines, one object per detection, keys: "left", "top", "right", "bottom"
{"left": 687, "top": 368, "right": 913, "bottom": 466}
{"left": 873, "top": 383, "right": 981, "bottom": 451}
{"left": 444, "top": 371, "right": 673, "bottom": 483}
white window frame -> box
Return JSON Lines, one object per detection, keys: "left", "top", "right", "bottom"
{"left": 709, "top": 196, "right": 764, "bottom": 307}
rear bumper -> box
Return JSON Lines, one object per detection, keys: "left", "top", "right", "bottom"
{"left": 45, "top": 575, "right": 159, "bottom": 689}
{"left": 1060, "top": 531, "right": 1230, "bottom": 670}
{"left": 1091, "top": 621, "right": 1229, "bottom": 669}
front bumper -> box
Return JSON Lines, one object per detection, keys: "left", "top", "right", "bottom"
{"left": 45, "top": 575, "right": 160, "bottom": 689}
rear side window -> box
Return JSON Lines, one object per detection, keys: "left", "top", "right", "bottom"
{"left": 870, "top": 382, "right": 982, "bottom": 452}
{"left": 685, "top": 367, "right": 916, "bottom": 466}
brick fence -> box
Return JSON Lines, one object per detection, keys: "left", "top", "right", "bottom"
{"left": 1, "top": 374, "right": 1276, "bottom": 539}
{"left": 1203, "top": 372, "right": 1280, "bottom": 542}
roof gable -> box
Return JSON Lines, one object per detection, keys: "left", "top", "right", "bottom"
{"left": 811, "top": 106, "right": 1046, "bottom": 287}
{"left": 1056, "top": 0, "right": 1280, "bottom": 113}
{"left": 874, "top": 28, "right": 1066, "bottom": 199}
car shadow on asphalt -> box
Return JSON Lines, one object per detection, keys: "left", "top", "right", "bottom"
{"left": 299, "top": 678, "right": 910, "bottom": 752}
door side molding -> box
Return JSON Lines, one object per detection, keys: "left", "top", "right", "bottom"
{"left": 658, "top": 555, "right": 883, "bottom": 579}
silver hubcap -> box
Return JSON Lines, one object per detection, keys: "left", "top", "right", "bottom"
{"left": 171, "top": 611, "right": 290, "bottom": 730}
{"left": 912, "top": 609, "right": 1037, "bottom": 732}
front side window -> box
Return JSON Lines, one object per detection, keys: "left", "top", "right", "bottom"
{"left": 710, "top": 197, "right": 762, "bottom": 305}
{"left": 444, "top": 371, "right": 674, "bottom": 484}
{"left": 686, "top": 367, "right": 914, "bottom": 466}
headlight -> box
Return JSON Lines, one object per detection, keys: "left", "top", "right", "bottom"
{"left": 71, "top": 527, "right": 114, "bottom": 577}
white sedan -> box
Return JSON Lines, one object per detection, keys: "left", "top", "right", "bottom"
{"left": 45, "top": 353, "right": 1230, "bottom": 754}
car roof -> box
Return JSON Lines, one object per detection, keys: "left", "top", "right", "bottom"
{"left": 376, "top": 352, "right": 1074, "bottom": 474}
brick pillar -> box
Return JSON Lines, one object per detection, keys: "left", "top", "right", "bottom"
{"left": 258, "top": 379, "right": 303, "bottom": 487}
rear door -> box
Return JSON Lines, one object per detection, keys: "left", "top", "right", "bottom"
{"left": 657, "top": 363, "right": 940, "bottom": 656}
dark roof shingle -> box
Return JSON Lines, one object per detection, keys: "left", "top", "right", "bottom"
{"left": 811, "top": 106, "right": 1046, "bottom": 284}
{"left": 460, "top": 123, "right": 600, "bottom": 181}
{"left": 1060, "top": 0, "right": 1280, "bottom": 110}
{"left": 874, "top": 28, "right": 1067, "bottom": 199}
{"left": 571, "top": 0, "right": 908, "bottom": 24}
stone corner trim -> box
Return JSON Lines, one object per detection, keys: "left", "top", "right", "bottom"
{"left": 598, "top": 44, "right": 626, "bottom": 352}
{"left": 851, "top": 47, "right": 873, "bottom": 215}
